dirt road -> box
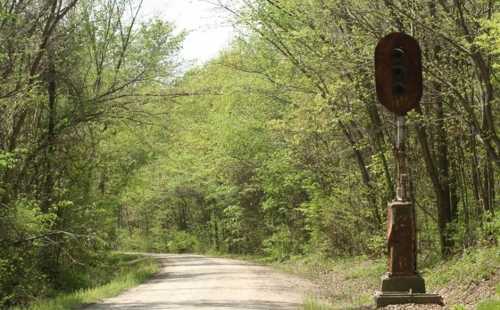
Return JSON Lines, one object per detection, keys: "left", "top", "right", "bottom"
{"left": 86, "top": 254, "right": 317, "bottom": 310}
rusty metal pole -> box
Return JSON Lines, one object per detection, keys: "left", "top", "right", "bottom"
{"left": 375, "top": 114, "right": 444, "bottom": 307}
{"left": 384, "top": 115, "right": 420, "bottom": 285}
{"left": 396, "top": 116, "right": 408, "bottom": 202}
{"left": 374, "top": 32, "right": 443, "bottom": 307}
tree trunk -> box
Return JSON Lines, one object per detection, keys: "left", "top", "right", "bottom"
{"left": 339, "top": 120, "right": 382, "bottom": 228}
{"left": 435, "top": 91, "right": 457, "bottom": 257}
{"left": 42, "top": 53, "right": 56, "bottom": 213}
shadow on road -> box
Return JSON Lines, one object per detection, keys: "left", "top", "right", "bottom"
{"left": 163, "top": 255, "right": 260, "bottom": 268}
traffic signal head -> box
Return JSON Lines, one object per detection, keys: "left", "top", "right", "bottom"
{"left": 375, "top": 32, "right": 422, "bottom": 115}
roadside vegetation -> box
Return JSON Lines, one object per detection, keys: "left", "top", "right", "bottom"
{"left": 0, "top": 0, "right": 498, "bottom": 308}
{"left": 14, "top": 254, "right": 159, "bottom": 310}
{"left": 293, "top": 246, "right": 499, "bottom": 309}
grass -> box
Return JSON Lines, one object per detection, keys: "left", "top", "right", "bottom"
{"left": 477, "top": 299, "right": 500, "bottom": 310}
{"left": 422, "top": 247, "right": 500, "bottom": 309}
{"left": 302, "top": 296, "right": 334, "bottom": 310}
{"left": 290, "top": 256, "right": 384, "bottom": 310}
{"left": 269, "top": 247, "right": 499, "bottom": 310}
{"left": 16, "top": 255, "right": 159, "bottom": 310}
{"left": 425, "top": 247, "right": 500, "bottom": 289}
{"left": 472, "top": 283, "right": 500, "bottom": 310}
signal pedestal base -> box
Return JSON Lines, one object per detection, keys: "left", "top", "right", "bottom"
{"left": 374, "top": 291, "right": 444, "bottom": 308}
{"left": 380, "top": 273, "right": 425, "bottom": 293}
{"left": 374, "top": 273, "right": 443, "bottom": 307}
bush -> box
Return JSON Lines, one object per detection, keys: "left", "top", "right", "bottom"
{"left": 262, "top": 226, "right": 296, "bottom": 261}
{"left": 116, "top": 229, "right": 155, "bottom": 252}
{"left": 15, "top": 255, "right": 159, "bottom": 310}
{"left": 167, "top": 231, "right": 199, "bottom": 253}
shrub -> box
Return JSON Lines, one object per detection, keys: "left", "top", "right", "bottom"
{"left": 167, "top": 231, "right": 200, "bottom": 253}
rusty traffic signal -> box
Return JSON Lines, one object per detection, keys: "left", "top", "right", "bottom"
{"left": 374, "top": 33, "right": 443, "bottom": 308}
{"left": 375, "top": 33, "right": 422, "bottom": 115}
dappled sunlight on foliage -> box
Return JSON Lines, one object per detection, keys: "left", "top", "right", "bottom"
{"left": 0, "top": 0, "right": 498, "bottom": 308}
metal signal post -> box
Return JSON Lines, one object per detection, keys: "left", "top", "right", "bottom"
{"left": 374, "top": 33, "right": 443, "bottom": 307}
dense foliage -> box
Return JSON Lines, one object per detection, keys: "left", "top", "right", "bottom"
{"left": 0, "top": 0, "right": 498, "bottom": 307}
{"left": 0, "top": 0, "right": 183, "bottom": 306}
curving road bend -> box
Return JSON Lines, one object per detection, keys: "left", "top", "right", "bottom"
{"left": 86, "top": 254, "right": 317, "bottom": 310}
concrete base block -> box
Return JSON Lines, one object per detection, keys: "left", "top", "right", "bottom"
{"left": 380, "top": 273, "right": 426, "bottom": 293}
{"left": 374, "top": 291, "right": 444, "bottom": 308}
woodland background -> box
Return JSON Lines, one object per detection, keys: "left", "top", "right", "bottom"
{"left": 0, "top": 0, "right": 498, "bottom": 307}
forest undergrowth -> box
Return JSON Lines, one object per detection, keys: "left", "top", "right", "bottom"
{"left": 14, "top": 254, "right": 159, "bottom": 310}
{"left": 280, "top": 246, "right": 500, "bottom": 309}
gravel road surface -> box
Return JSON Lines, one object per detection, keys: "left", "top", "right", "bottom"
{"left": 86, "top": 254, "right": 316, "bottom": 310}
